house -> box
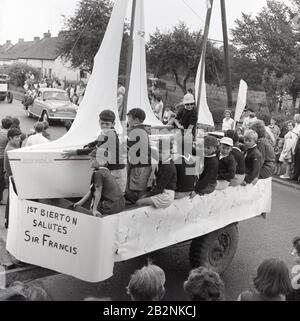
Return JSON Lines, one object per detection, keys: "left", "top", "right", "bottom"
{"left": 0, "top": 32, "right": 89, "bottom": 83}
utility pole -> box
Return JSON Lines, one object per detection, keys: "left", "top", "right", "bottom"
{"left": 196, "top": 0, "right": 214, "bottom": 115}
{"left": 220, "top": 0, "right": 233, "bottom": 108}
{"left": 122, "top": 0, "right": 137, "bottom": 122}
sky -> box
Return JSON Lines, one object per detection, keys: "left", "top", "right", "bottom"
{"left": 0, "top": 0, "right": 294, "bottom": 45}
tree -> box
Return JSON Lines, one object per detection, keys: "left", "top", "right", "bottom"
{"left": 57, "top": 0, "right": 129, "bottom": 74}
{"left": 146, "top": 22, "right": 223, "bottom": 94}
{"left": 231, "top": 0, "right": 300, "bottom": 113}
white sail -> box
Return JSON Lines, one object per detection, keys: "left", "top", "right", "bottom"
{"left": 127, "top": 0, "right": 163, "bottom": 126}
{"left": 8, "top": 0, "right": 130, "bottom": 199}
{"left": 233, "top": 79, "right": 248, "bottom": 128}
{"left": 195, "top": 54, "right": 214, "bottom": 127}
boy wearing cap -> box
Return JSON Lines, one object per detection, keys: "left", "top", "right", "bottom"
{"left": 126, "top": 108, "right": 152, "bottom": 203}
{"left": 215, "top": 137, "right": 236, "bottom": 190}
{"left": 191, "top": 135, "right": 219, "bottom": 197}
{"left": 174, "top": 95, "right": 198, "bottom": 138}
{"left": 72, "top": 148, "right": 125, "bottom": 216}
{"left": 62, "top": 110, "right": 127, "bottom": 193}
{"left": 241, "top": 130, "right": 262, "bottom": 185}
{"left": 136, "top": 138, "right": 177, "bottom": 209}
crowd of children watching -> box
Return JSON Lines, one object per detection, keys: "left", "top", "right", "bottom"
{"left": 1, "top": 235, "right": 298, "bottom": 301}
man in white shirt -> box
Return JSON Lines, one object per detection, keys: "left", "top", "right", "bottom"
{"left": 25, "top": 122, "right": 49, "bottom": 147}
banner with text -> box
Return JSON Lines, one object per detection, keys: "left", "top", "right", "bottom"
{"left": 6, "top": 181, "right": 118, "bottom": 282}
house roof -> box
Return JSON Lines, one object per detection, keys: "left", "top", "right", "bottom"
{"left": 0, "top": 37, "right": 62, "bottom": 61}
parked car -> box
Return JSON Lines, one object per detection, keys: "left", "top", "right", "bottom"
{"left": 26, "top": 88, "right": 77, "bottom": 124}
{"left": 0, "top": 74, "right": 13, "bottom": 103}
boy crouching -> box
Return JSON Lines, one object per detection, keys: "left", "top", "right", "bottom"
{"left": 73, "top": 148, "right": 125, "bottom": 216}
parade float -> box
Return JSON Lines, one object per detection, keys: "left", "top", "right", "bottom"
{"left": 2, "top": 0, "right": 272, "bottom": 284}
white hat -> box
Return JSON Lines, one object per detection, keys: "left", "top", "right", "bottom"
{"left": 182, "top": 93, "right": 195, "bottom": 105}
{"left": 220, "top": 137, "right": 233, "bottom": 147}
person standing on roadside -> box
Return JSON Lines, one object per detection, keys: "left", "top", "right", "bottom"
{"left": 0, "top": 118, "right": 12, "bottom": 205}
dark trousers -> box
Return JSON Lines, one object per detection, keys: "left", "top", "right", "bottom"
{"left": 293, "top": 152, "right": 300, "bottom": 181}
{"left": 0, "top": 158, "right": 5, "bottom": 201}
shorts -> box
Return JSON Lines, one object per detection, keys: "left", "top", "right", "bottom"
{"left": 111, "top": 168, "right": 127, "bottom": 194}
{"left": 150, "top": 189, "right": 175, "bottom": 209}
{"left": 229, "top": 174, "right": 245, "bottom": 187}
{"left": 128, "top": 166, "right": 152, "bottom": 192}
{"left": 98, "top": 197, "right": 125, "bottom": 215}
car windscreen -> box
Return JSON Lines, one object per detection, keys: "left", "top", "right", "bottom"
{"left": 44, "top": 91, "right": 69, "bottom": 101}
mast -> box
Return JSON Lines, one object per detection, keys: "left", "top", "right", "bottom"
{"left": 122, "top": 0, "right": 137, "bottom": 122}
{"left": 220, "top": 0, "right": 233, "bottom": 108}
{"left": 196, "top": 0, "right": 214, "bottom": 115}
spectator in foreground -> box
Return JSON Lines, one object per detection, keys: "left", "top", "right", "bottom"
{"left": 184, "top": 266, "right": 225, "bottom": 301}
{"left": 25, "top": 122, "right": 49, "bottom": 147}
{"left": 0, "top": 117, "right": 12, "bottom": 205}
{"left": 0, "top": 281, "right": 51, "bottom": 301}
{"left": 237, "top": 258, "right": 291, "bottom": 301}
{"left": 286, "top": 236, "right": 300, "bottom": 301}
{"left": 126, "top": 263, "right": 165, "bottom": 301}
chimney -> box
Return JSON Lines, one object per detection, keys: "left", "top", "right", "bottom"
{"left": 18, "top": 38, "right": 24, "bottom": 43}
{"left": 43, "top": 31, "right": 51, "bottom": 39}
{"left": 34, "top": 36, "right": 40, "bottom": 42}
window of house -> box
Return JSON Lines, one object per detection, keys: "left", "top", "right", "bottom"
{"left": 48, "top": 68, "right": 52, "bottom": 79}
{"left": 44, "top": 68, "right": 47, "bottom": 77}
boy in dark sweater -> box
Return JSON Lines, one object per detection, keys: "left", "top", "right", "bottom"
{"left": 136, "top": 138, "right": 177, "bottom": 209}
{"left": 225, "top": 129, "right": 246, "bottom": 186}
{"left": 126, "top": 108, "right": 152, "bottom": 203}
{"left": 241, "top": 129, "right": 262, "bottom": 185}
{"left": 174, "top": 136, "right": 196, "bottom": 199}
{"left": 215, "top": 137, "right": 236, "bottom": 190}
{"left": 191, "top": 135, "right": 219, "bottom": 197}
{"left": 62, "top": 110, "right": 127, "bottom": 193}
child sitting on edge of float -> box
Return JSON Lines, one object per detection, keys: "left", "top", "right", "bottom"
{"left": 224, "top": 129, "right": 246, "bottom": 187}
{"left": 71, "top": 148, "right": 125, "bottom": 216}
{"left": 241, "top": 130, "right": 262, "bottom": 186}
{"left": 136, "top": 138, "right": 177, "bottom": 209}
{"left": 62, "top": 110, "right": 127, "bottom": 193}
{"left": 215, "top": 137, "right": 236, "bottom": 190}
{"left": 190, "top": 135, "right": 219, "bottom": 198}
{"left": 174, "top": 133, "right": 196, "bottom": 199}
{"left": 125, "top": 108, "right": 152, "bottom": 204}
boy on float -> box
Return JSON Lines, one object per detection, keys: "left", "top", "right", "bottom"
{"left": 241, "top": 130, "right": 262, "bottom": 186}
{"left": 126, "top": 108, "right": 152, "bottom": 203}
{"left": 62, "top": 110, "right": 127, "bottom": 193}
{"left": 215, "top": 137, "right": 236, "bottom": 190}
{"left": 190, "top": 135, "right": 219, "bottom": 197}
{"left": 136, "top": 138, "right": 177, "bottom": 209}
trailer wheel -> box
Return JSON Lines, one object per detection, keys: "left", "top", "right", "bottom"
{"left": 189, "top": 224, "right": 239, "bottom": 275}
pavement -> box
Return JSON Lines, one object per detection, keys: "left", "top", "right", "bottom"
{"left": 272, "top": 175, "right": 300, "bottom": 190}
